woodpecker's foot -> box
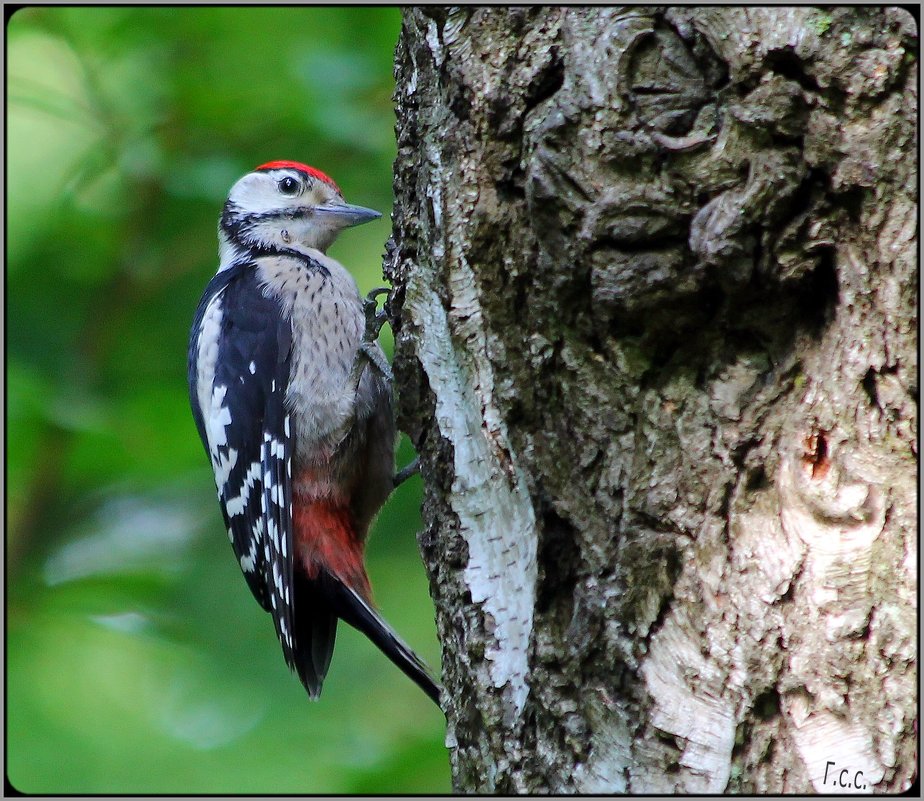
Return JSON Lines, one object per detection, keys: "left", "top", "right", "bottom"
{"left": 348, "top": 288, "right": 394, "bottom": 390}
{"left": 393, "top": 456, "right": 420, "bottom": 488}
{"left": 356, "top": 341, "right": 393, "bottom": 383}
{"left": 362, "top": 287, "right": 390, "bottom": 344}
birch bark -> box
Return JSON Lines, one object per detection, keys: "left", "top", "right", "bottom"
{"left": 388, "top": 7, "right": 917, "bottom": 793}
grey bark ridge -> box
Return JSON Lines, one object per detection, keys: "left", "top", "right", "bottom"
{"left": 389, "top": 7, "right": 917, "bottom": 794}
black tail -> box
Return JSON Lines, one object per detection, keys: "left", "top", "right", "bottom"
{"left": 291, "top": 571, "right": 338, "bottom": 699}
{"left": 319, "top": 570, "right": 442, "bottom": 707}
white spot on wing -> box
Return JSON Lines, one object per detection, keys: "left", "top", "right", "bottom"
{"left": 249, "top": 361, "right": 256, "bottom": 374}
{"left": 206, "top": 386, "right": 232, "bottom": 448}
{"left": 239, "top": 538, "right": 258, "bottom": 572}
{"left": 195, "top": 292, "right": 224, "bottom": 426}
{"left": 212, "top": 446, "right": 238, "bottom": 489}
{"left": 224, "top": 460, "right": 262, "bottom": 517}
{"left": 194, "top": 294, "right": 241, "bottom": 489}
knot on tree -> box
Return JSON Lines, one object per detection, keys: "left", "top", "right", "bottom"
{"left": 523, "top": 11, "right": 851, "bottom": 340}
{"left": 779, "top": 429, "right": 886, "bottom": 556}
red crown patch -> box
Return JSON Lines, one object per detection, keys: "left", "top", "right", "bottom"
{"left": 255, "top": 161, "right": 340, "bottom": 193}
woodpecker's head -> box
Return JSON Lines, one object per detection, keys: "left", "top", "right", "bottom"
{"left": 218, "top": 160, "right": 381, "bottom": 267}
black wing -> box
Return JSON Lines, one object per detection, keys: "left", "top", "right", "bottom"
{"left": 188, "top": 265, "right": 296, "bottom": 667}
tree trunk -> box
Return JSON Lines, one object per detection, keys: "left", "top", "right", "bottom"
{"left": 387, "top": 7, "right": 917, "bottom": 794}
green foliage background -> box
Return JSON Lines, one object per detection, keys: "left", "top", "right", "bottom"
{"left": 6, "top": 7, "right": 449, "bottom": 793}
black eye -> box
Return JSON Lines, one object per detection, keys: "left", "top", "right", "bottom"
{"left": 278, "top": 176, "right": 300, "bottom": 195}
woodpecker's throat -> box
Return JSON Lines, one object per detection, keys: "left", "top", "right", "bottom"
{"left": 218, "top": 203, "right": 314, "bottom": 267}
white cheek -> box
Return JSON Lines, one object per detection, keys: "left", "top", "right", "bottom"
{"left": 229, "top": 175, "right": 282, "bottom": 215}
{"left": 247, "top": 218, "right": 288, "bottom": 245}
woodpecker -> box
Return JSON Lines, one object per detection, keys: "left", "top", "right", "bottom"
{"left": 188, "top": 160, "right": 440, "bottom": 705}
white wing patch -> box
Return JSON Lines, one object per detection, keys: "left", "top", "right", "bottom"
{"left": 206, "top": 385, "right": 238, "bottom": 487}
{"left": 195, "top": 293, "right": 240, "bottom": 490}
{"left": 239, "top": 537, "right": 259, "bottom": 573}
{"left": 224, "top": 459, "right": 262, "bottom": 517}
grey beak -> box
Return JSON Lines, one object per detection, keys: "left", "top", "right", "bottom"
{"left": 316, "top": 202, "right": 382, "bottom": 228}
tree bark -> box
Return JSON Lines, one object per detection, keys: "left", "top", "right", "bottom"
{"left": 387, "top": 7, "right": 917, "bottom": 794}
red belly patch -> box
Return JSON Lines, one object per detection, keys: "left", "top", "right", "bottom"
{"left": 293, "top": 497, "right": 371, "bottom": 601}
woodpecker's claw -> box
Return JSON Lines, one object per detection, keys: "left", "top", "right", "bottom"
{"left": 356, "top": 341, "right": 393, "bottom": 383}
{"left": 348, "top": 288, "right": 393, "bottom": 390}
{"left": 362, "top": 287, "right": 390, "bottom": 343}
{"left": 393, "top": 456, "right": 420, "bottom": 488}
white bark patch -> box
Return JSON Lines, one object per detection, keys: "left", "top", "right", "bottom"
{"left": 406, "top": 272, "right": 537, "bottom": 721}
{"left": 786, "top": 693, "right": 885, "bottom": 793}
{"left": 425, "top": 18, "right": 444, "bottom": 68}
{"left": 641, "top": 611, "right": 736, "bottom": 793}
{"left": 778, "top": 444, "right": 885, "bottom": 609}
{"left": 730, "top": 497, "right": 805, "bottom": 604}
{"left": 774, "top": 440, "right": 891, "bottom": 779}
{"left": 572, "top": 700, "right": 632, "bottom": 793}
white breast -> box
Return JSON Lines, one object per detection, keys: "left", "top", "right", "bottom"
{"left": 256, "top": 250, "right": 364, "bottom": 461}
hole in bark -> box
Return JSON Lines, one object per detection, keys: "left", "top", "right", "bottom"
{"left": 699, "top": 282, "right": 726, "bottom": 318}
{"left": 524, "top": 47, "right": 564, "bottom": 112}
{"left": 777, "top": 585, "right": 795, "bottom": 605}
{"left": 648, "top": 334, "right": 681, "bottom": 370}
{"left": 425, "top": 195, "right": 437, "bottom": 233}
{"left": 763, "top": 47, "right": 821, "bottom": 93}
{"left": 511, "top": 272, "right": 530, "bottom": 321}
{"left": 536, "top": 507, "right": 580, "bottom": 616}
{"left": 862, "top": 367, "right": 880, "bottom": 407}
{"left": 745, "top": 465, "right": 769, "bottom": 492}
{"left": 832, "top": 185, "right": 867, "bottom": 222}
{"left": 797, "top": 245, "right": 839, "bottom": 329}
{"left": 781, "top": 168, "right": 827, "bottom": 221}
{"left": 753, "top": 687, "right": 781, "bottom": 720}
{"left": 718, "top": 481, "right": 734, "bottom": 519}
{"left": 802, "top": 429, "right": 830, "bottom": 480}
{"left": 449, "top": 86, "right": 473, "bottom": 123}
{"left": 731, "top": 436, "right": 761, "bottom": 470}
